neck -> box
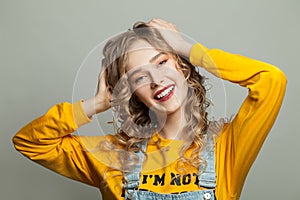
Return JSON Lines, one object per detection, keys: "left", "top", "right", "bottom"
{"left": 158, "top": 108, "right": 187, "bottom": 140}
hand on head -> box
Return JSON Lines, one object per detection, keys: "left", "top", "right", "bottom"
{"left": 95, "top": 66, "right": 112, "bottom": 112}
{"left": 82, "top": 66, "right": 111, "bottom": 118}
{"left": 147, "top": 18, "right": 193, "bottom": 58}
{"left": 83, "top": 18, "right": 194, "bottom": 118}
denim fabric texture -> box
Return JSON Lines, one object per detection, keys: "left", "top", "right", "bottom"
{"left": 123, "top": 137, "right": 216, "bottom": 200}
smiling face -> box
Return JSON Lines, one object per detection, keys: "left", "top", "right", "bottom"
{"left": 126, "top": 40, "right": 188, "bottom": 117}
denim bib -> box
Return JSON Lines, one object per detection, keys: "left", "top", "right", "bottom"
{"left": 123, "top": 137, "right": 216, "bottom": 200}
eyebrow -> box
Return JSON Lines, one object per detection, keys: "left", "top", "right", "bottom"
{"left": 149, "top": 52, "right": 167, "bottom": 63}
{"left": 127, "top": 68, "right": 142, "bottom": 81}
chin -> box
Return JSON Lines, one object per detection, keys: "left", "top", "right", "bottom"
{"left": 165, "top": 104, "right": 182, "bottom": 115}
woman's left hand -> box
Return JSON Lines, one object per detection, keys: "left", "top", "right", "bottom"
{"left": 147, "top": 18, "right": 193, "bottom": 58}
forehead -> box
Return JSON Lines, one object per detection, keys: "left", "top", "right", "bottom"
{"left": 126, "top": 40, "right": 161, "bottom": 72}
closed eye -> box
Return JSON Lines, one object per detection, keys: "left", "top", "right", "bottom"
{"left": 157, "top": 59, "right": 168, "bottom": 67}
{"left": 134, "top": 75, "right": 148, "bottom": 84}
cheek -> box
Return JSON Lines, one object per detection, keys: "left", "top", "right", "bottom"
{"left": 168, "top": 68, "right": 186, "bottom": 84}
{"left": 165, "top": 59, "right": 185, "bottom": 78}
{"left": 170, "top": 70, "right": 188, "bottom": 95}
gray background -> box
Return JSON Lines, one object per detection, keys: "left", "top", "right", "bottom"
{"left": 1, "top": 0, "right": 299, "bottom": 199}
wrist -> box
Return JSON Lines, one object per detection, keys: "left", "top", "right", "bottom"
{"left": 177, "top": 41, "right": 194, "bottom": 58}
{"left": 81, "top": 97, "right": 97, "bottom": 118}
{"left": 73, "top": 100, "right": 93, "bottom": 127}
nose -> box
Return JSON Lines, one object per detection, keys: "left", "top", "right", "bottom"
{"left": 149, "top": 68, "right": 164, "bottom": 89}
{"left": 150, "top": 82, "right": 159, "bottom": 89}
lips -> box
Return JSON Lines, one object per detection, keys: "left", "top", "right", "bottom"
{"left": 154, "top": 84, "right": 175, "bottom": 101}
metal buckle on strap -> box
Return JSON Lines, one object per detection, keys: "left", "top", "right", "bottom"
{"left": 123, "top": 179, "right": 140, "bottom": 189}
{"left": 126, "top": 187, "right": 138, "bottom": 200}
{"left": 203, "top": 192, "right": 212, "bottom": 200}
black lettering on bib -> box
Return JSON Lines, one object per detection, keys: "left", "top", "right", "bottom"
{"left": 153, "top": 174, "right": 165, "bottom": 186}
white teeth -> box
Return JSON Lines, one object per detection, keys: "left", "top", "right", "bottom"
{"left": 156, "top": 86, "right": 174, "bottom": 99}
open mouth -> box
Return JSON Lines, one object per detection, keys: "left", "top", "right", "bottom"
{"left": 154, "top": 85, "right": 175, "bottom": 101}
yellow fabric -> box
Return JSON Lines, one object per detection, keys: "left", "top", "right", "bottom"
{"left": 13, "top": 43, "right": 287, "bottom": 200}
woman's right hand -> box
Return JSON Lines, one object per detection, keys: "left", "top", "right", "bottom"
{"left": 82, "top": 67, "right": 111, "bottom": 118}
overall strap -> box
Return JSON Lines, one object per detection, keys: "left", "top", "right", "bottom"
{"left": 123, "top": 140, "right": 148, "bottom": 192}
{"left": 198, "top": 136, "right": 216, "bottom": 189}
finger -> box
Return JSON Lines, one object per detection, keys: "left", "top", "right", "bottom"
{"left": 98, "top": 62, "right": 108, "bottom": 81}
{"left": 96, "top": 66, "right": 108, "bottom": 95}
{"left": 148, "top": 21, "right": 171, "bottom": 32}
{"left": 98, "top": 69, "right": 107, "bottom": 88}
{"left": 150, "top": 18, "right": 175, "bottom": 27}
{"left": 150, "top": 18, "right": 169, "bottom": 24}
{"left": 148, "top": 19, "right": 169, "bottom": 28}
{"left": 148, "top": 19, "right": 177, "bottom": 31}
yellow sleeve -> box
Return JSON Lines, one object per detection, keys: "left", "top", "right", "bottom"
{"left": 12, "top": 101, "right": 100, "bottom": 187}
{"left": 190, "top": 43, "right": 287, "bottom": 199}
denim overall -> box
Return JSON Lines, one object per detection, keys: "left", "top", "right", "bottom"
{"left": 123, "top": 137, "right": 216, "bottom": 200}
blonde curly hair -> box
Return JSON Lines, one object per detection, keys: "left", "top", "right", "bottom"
{"left": 99, "top": 22, "right": 216, "bottom": 178}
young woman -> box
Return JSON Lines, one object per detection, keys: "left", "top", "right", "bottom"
{"left": 13, "top": 18, "right": 287, "bottom": 200}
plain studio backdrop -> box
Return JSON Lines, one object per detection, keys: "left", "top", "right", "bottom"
{"left": 1, "top": 0, "right": 299, "bottom": 199}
